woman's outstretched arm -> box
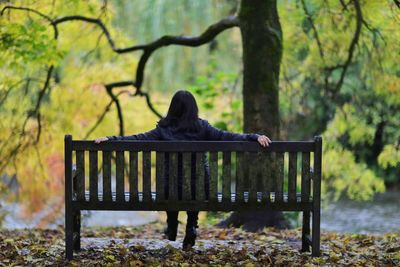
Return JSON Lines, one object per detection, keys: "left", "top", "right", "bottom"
{"left": 94, "top": 126, "right": 161, "bottom": 143}
{"left": 203, "top": 119, "right": 271, "bottom": 147}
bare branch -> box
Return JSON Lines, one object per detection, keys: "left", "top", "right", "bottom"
{"left": 137, "top": 91, "right": 163, "bottom": 119}
{"left": 1, "top": 5, "right": 52, "bottom": 21}
{"left": 84, "top": 100, "right": 113, "bottom": 139}
{"left": 84, "top": 90, "right": 129, "bottom": 139}
{"left": 50, "top": 13, "right": 240, "bottom": 56}
{"left": 301, "top": 0, "right": 325, "bottom": 59}
{"left": 0, "top": 79, "right": 25, "bottom": 106}
{"left": 394, "top": 0, "right": 400, "bottom": 9}
{"left": 52, "top": 14, "right": 239, "bottom": 93}
{"left": 82, "top": 32, "right": 105, "bottom": 62}
{"left": 2, "top": 5, "right": 239, "bottom": 150}
{"left": 22, "top": 65, "right": 54, "bottom": 143}
{"left": 105, "top": 85, "right": 125, "bottom": 136}
{"left": 333, "top": 0, "right": 362, "bottom": 93}
{"left": 105, "top": 80, "right": 135, "bottom": 88}
{"left": 1, "top": 5, "right": 59, "bottom": 38}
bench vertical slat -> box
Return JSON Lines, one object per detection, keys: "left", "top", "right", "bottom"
{"left": 312, "top": 136, "right": 322, "bottom": 256}
{"left": 182, "top": 152, "right": 192, "bottom": 201}
{"left": 116, "top": 151, "right": 125, "bottom": 202}
{"left": 142, "top": 151, "right": 151, "bottom": 202}
{"left": 275, "top": 152, "right": 284, "bottom": 202}
{"left": 222, "top": 152, "right": 231, "bottom": 203}
{"left": 65, "top": 135, "right": 73, "bottom": 260}
{"left": 89, "top": 151, "right": 98, "bottom": 202}
{"left": 169, "top": 153, "right": 178, "bottom": 201}
{"left": 76, "top": 150, "right": 85, "bottom": 201}
{"left": 129, "top": 151, "right": 138, "bottom": 202}
{"left": 248, "top": 152, "right": 258, "bottom": 203}
{"left": 262, "top": 153, "right": 271, "bottom": 203}
{"left": 302, "top": 151, "right": 311, "bottom": 252}
{"left": 156, "top": 152, "right": 165, "bottom": 202}
{"left": 102, "top": 151, "right": 112, "bottom": 201}
{"left": 236, "top": 151, "right": 244, "bottom": 203}
{"left": 195, "top": 153, "right": 205, "bottom": 201}
{"left": 288, "top": 152, "right": 297, "bottom": 202}
{"left": 301, "top": 152, "right": 311, "bottom": 202}
{"left": 209, "top": 152, "right": 218, "bottom": 202}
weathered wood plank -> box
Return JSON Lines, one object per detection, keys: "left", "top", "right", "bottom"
{"left": 222, "top": 152, "right": 231, "bottom": 203}
{"left": 247, "top": 152, "right": 257, "bottom": 203}
{"left": 182, "top": 152, "right": 192, "bottom": 201}
{"left": 64, "top": 135, "right": 73, "bottom": 260}
{"left": 169, "top": 153, "right": 178, "bottom": 201}
{"left": 75, "top": 192, "right": 313, "bottom": 211}
{"left": 129, "top": 151, "right": 138, "bottom": 202}
{"left": 102, "top": 151, "right": 112, "bottom": 201}
{"left": 275, "top": 152, "right": 284, "bottom": 202}
{"left": 236, "top": 152, "right": 244, "bottom": 203}
{"left": 73, "top": 140, "right": 316, "bottom": 152}
{"left": 75, "top": 150, "right": 85, "bottom": 201}
{"left": 116, "top": 151, "right": 125, "bottom": 202}
{"left": 261, "top": 152, "right": 272, "bottom": 203}
{"left": 195, "top": 153, "right": 205, "bottom": 201}
{"left": 312, "top": 136, "right": 322, "bottom": 256}
{"left": 155, "top": 152, "right": 164, "bottom": 202}
{"left": 209, "top": 152, "right": 218, "bottom": 202}
{"left": 288, "top": 152, "right": 297, "bottom": 202}
{"left": 142, "top": 152, "right": 151, "bottom": 202}
{"left": 89, "top": 151, "right": 98, "bottom": 202}
{"left": 301, "top": 152, "right": 311, "bottom": 202}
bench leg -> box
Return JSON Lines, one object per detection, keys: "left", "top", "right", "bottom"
{"left": 312, "top": 208, "right": 321, "bottom": 257}
{"left": 301, "top": 211, "right": 311, "bottom": 252}
{"left": 73, "top": 210, "right": 81, "bottom": 251}
{"left": 65, "top": 208, "right": 74, "bottom": 260}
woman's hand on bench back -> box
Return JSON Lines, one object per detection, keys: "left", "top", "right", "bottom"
{"left": 94, "top": 137, "right": 109, "bottom": 144}
{"left": 257, "top": 135, "right": 272, "bottom": 147}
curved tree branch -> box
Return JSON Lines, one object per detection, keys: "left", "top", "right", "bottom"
{"left": 1, "top": 6, "right": 59, "bottom": 38}
{"left": 105, "top": 85, "right": 124, "bottom": 136}
{"left": 333, "top": 0, "right": 362, "bottom": 93}
{"left": 51, "top": 14, "right": 239, "bottom": 92}
{"left": 1, "top": 5, "right": 239, "bottom": 146}
{"left": 300, "top": 0, "right": 324, "bottom": 59}
{"left": 394, "top": 0, "right": 400, "bottom": 9}
{"left": 84, "top": 90, "right": 130, "bottom": 139}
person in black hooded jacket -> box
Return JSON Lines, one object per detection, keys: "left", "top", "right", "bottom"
{"left": 94, "top": 90, "right": 271, "bottom": 249}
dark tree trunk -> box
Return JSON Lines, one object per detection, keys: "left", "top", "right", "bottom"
{"left": 240, "top": 0, "right": 282, "bottom": 137}
{"left": 218, "top": 0, "right": 287, "bottom": 232}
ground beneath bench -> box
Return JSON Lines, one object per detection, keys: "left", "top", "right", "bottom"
{"left": 0, "top": 223, "right": 399, "bottom": 266}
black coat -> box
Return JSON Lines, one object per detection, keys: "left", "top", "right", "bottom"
{"left": 107, "top": 118, "right": 260, "bottom": 200}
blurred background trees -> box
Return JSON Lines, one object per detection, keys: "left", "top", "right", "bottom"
{"left": 0, "top": 0, "right": 399, "bottom": 226}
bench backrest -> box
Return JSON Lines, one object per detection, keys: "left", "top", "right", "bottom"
{"left": 64, "top": 135, "right": 322, "bottom": 210}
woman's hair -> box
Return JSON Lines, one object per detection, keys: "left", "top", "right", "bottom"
{"left": 158, "top": 90, "right": 201, "bottom": 132}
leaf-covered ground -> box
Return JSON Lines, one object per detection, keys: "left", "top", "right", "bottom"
{"left": 0, "top": 222, "right": 399, "bottom": 266}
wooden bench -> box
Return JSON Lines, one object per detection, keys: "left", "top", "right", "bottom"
{"left": 64, "top": 134, "right": 322, "bottom": 259}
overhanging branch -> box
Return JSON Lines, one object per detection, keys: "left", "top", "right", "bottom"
{"left": 1, "top": 5, "right": 239, "bottom": 147}
{"left": 333, "top": 0, "right": 362, "bottom": 93}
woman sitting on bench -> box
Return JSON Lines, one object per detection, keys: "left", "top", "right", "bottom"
{"left": 94, "top": 90, "right": 271, "bottom": 249}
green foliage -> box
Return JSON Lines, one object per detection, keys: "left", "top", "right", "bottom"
{"left": 277, "top": 0, "right": 400, "bottom": 199}
{"left": 378, "top": 145, "right": 400, "bottom": 169}
{"left": 322, "top": 107, "right": 386, "bottom": 201}
{"left": 189, "top": 59, "right": 243, "bottom": 132}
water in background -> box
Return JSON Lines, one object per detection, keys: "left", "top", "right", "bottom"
{"left": 1, "top": 192, "right": 399, "bottom": 234}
